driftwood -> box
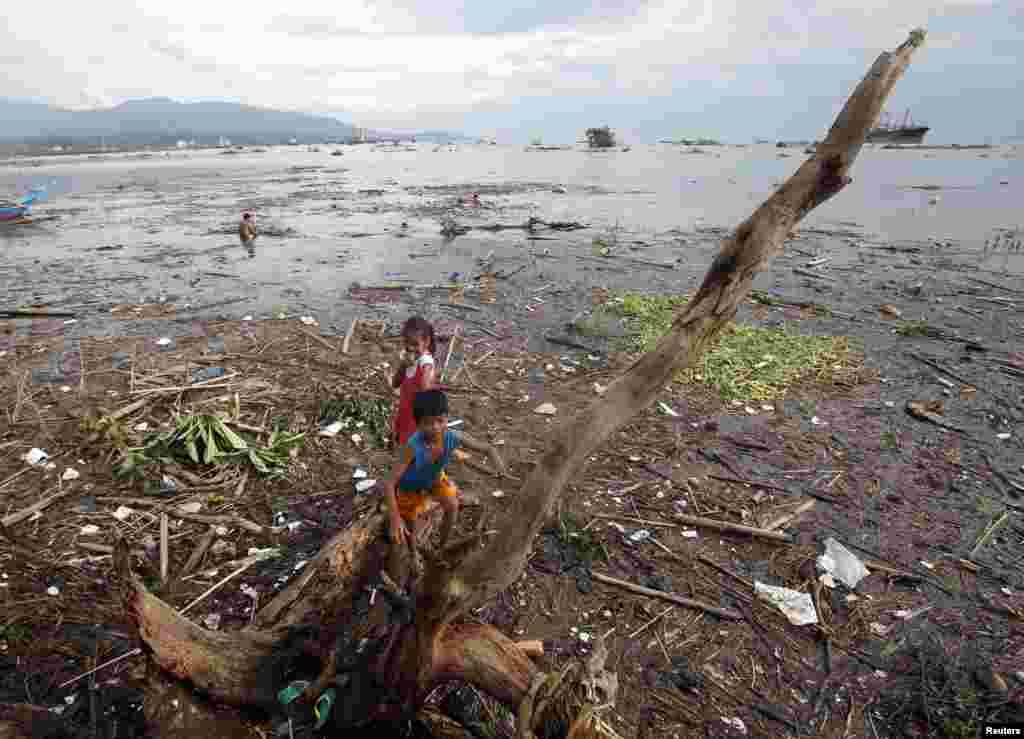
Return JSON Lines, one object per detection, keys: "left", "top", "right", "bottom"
{"left": 591, "top": 572, "right": 742, "bottom": 620}
{"left": 115, "top": 31, "right": 925, "bottom": 737}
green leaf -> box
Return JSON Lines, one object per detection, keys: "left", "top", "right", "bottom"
{"left": 202, "top": 420, "right": 218, "bottom": 464}
{"left": 185, "top": 437, "right": 199, "bottom": 464}
{"left": 213, "top": 418, "right": 249, "bottom": 452}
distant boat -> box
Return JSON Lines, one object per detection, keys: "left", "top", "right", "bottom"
{"left": 867, "top": 109, "right": 930, "bottom": 145}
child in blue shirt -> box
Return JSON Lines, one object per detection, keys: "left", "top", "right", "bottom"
{"left": 382, "top": 389, "right": 504, "bottom": 551}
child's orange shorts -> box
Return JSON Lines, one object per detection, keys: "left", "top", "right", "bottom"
{"left": 396, "top": 472, "right": 457, "bottom": 523}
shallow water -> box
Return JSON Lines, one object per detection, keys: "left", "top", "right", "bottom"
{"left": 1, "top": 143, "right": 1021, "bottom": 337}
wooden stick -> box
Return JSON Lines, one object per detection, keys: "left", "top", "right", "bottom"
{"left": 473, "top": 349, "right": 496, "bottom": 366}
{"left": 793, "top": 267, "right": 835, "bottom": 281}
{"left": 0, "top": 467, "right": 32, "bottom": 491}
{"left": 172, "top": 511, "right": 265, "bottom": 535}
{"left": 674, "top": 513, "right": 793, "bottom": 542}
{"left": 590, "top": 514, "right": 677, "bottom": 528}
{"left": 440, "top": 326, "right": 460, "bottom": 383}
{"left": 109, "top": 397, "right": 152, "bottom": 420}
{"left": 342, "top": 318, "right": 359, "bottom": 354}
{"left": 970, "top": 510, "right": 1010, "bottom": 561}
{"left": 628, "top": 605, "right": 675, "bottom": 639}
{"left": 58, "top": 648, "right": 142, "bottom": 689}
{"left": 592, "top": 572, "right": 742, "bottom": 620}
{"left": 708, "top": 474, "right": 792, "bottom": 493}
{"left": 296, "top": 326, "right": 336, "bottom": 353}
{"left": 514, "top": 640, "right": 544, "bottom": 657}
{"left": 78, "top": 542, "right": 115, "bottom": 555}
{"left": 442, "top": 301, "right": 482, "bottom": 312}
{"left": 181, "top": 527, "right": 217, "bottom": 577}
{"left": 1, "top": 487, "right": 68, "bottom": 528}
{"left": 232, "top": 471, "right": 249, "bottom": 498}
{"left": 160, "top": 513, "right": 170, "bottom": 582}
{"left": 764, "top": 499, "right": 816, "bottom": 532}
{"left": 130, "top": 377, "right": 239, "bottom": 396}
{"left": 180, "top": 556, "right": 262, "bottom": 615}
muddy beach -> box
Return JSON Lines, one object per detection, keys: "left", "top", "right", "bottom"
{"left": 1, "top": 140, "right": 1023, "bottom": 738}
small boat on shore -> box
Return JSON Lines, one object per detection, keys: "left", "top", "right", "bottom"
{"left": 0, "top": 187, "right": 46, "bottom": 223}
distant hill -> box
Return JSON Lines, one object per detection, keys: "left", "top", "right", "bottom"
{"left": 0, "top": 97, "right": 356, "bottom": 146}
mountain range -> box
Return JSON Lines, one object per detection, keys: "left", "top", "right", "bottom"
{"left": 0, "top": 97, "right": 467, "bottom": 146}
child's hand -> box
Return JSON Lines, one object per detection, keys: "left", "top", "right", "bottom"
{"left": 389, "top": 512, "right": 410, "bottom": 548}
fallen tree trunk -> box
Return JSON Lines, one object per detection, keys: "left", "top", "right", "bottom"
{"left": 120, "top": 31, "right": 926, "bottom": 737}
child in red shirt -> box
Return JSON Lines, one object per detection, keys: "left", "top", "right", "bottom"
{"left": 391, "top": 316, "right": 437, "bottom": 446}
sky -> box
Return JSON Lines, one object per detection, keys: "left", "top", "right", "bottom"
{"left": 1, "top": 0, "right": 1021, "bottom": 143}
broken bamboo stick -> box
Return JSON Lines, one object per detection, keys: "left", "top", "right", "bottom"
{"left": 78, "top": 542, "right": 115, "bottom": 555}
{"left": 672, "top": 512, "right": 792, "bottom": 542}
{"left": 1, "top": 487, "right": 68, "bottom": 528}
{"left": 590, "top": 514, "right": 677, "bottom": 528}
{"left": 181, "top": 527, "right": 217, "bottom": 577}
{"left": 180, "top": 556, "right": 262, "bottom": 616}
{"left": 109, "top": 397, "right": 152, "bottom": 420}
{"left": 592, "top": 572, "right": 741, "bottom": 620}
{"left": 160, "top": 513, "right": 170, "bottom": 582}
{"left": 440, "top": 326, "right": 460, "bottom": 383}
{"left": 764, "top": 499, "right": 816, "bottom": 532}
{"left": 172, "top": 511, "right": 265, "bottom": 535}
{"left": 131, "top": 379, "right": 238, "bottom": 396}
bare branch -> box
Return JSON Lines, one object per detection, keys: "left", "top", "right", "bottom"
{"left": 450, "top": 30, "right": 927, "bottom": 613}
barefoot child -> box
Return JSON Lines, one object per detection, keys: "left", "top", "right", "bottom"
{"left": 382, "top": 389, "right": 506, "bottom": 552}
{"left": 391, "top": 316, "right": 437, "bottom": 447}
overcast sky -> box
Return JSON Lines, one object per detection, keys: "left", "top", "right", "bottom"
{"left": 1, "top": 0, "right": 1020, "bottom": 143}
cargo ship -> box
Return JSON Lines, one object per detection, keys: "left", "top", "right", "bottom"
{"left": 867, "top": 109, "right": 930, "bottom": 145}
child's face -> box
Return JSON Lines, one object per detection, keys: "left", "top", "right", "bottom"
{"left": 404, "top": 332, "right": 430, "bottom": 356}
{"left": 416, "top": 414, "right": 447, "bottom": 444}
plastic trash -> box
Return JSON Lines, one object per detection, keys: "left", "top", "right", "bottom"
{"left": 80, "top": 525, "right": 100, "bottom": 535}
{"left": 112, "top": 506, "right": 133, "bottom": 521}
{"left": 658, "top": 402, "right": 679, "bottom": 417}
{"left": 722, "top": 717, "right": 747, "bottom": 735}
{"left": 533, "top": 402, "right": 557, "bottom": 415}
{"left": 61, "top": 468, "right": 80, "bottom": 481}
{"left": 355, "top": 479, "right": 377, "bottom": 493}
{"left": 178, "top": 502, "right": 202, "bottom": 514}
{"left": 278, "top": 680, "right": 311, "bottom": 706}
{"left": 156, "top": 337, "right": 172, "bottom": 346}
{"left": 447, "top": 419, "right": 464, "bottom": 428}
{"left": 191, "top": 367, "right": 226, "bottom": 383}
{"left": 352, "top": 466, "right": 368, "bottom": 480}
{"left": 629, "top": 529, "right": 652, "bottom": 544}
{"left": 754, "top": 582, "right": 818, "bottom": 625}
{"left": 319, "top": 420, "right": 343, "bottom": 437}
{"left": 23, "top": 448, "right": 48, "bottom": 466}
{"left": 817, "top": 537, "right": 869, "bottom": 589}
{"left": 159, "top": 475, "right": 178, "bottom": 493}
{"left": 314, "top": 688, "right": 336, "bottom": 729}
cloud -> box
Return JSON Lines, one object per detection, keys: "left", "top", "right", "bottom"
{"left": 0, "top": 0, "right": 1019, "bottom": 140}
